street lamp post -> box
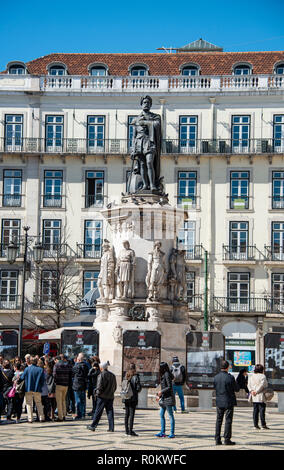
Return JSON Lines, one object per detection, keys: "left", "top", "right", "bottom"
{"left": 7, "top": 226, "right": 43, "bottom": 358}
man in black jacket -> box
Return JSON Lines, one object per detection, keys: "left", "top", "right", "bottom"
{"left": 53, "top": 354, "right": 72, "bottom": 421}
{"left": 87, "top": 361, "right": 117, "bottom": 432}
{"left": 72, "top": 353, "right": 89, "bottom": 420}
{"left": 213, "top": 360, "right": 240, "bottom": 446}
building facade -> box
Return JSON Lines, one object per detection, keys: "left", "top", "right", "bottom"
{"left": 1, "top": 41, "right": 284, "bottom": 361}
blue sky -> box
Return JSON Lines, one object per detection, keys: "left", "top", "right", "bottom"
{"left": 0, "top": 0, "right": 284, "bottom": 70}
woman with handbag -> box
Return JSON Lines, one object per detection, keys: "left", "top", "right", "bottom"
{"left": 13, "top": 362, "right": 25, "bottom": 423}
{"left": 1, "top": 360, "right": 15, "bottom": 423}
{"left": 155, "top": 362, "right": 176, "bottom": 438}
{"left": 248, "top": 364, "right": 270, "bottom": 430}
{"left": 122, "top": 363, "right": 142, "bottom": 436}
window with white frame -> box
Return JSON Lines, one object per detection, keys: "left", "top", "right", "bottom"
{"left": 271, "top": 222, "right": 284, "bottom": 260}
{"left": 178, "top": 221, "right": 196, "bottom": 259}
{"left": 83, "top": 220, "right": 102, "bottom": 258}
{"left": 233, "top": 64, "right": 251, "bottom": 75}
{"left": 42, "top": 220, "right": 61, "bottom": 256}
{"left": 3, "top": 170, "right": 22, "bottom": 207}
{"left": 273, "top": 115, "right": 284, "bottom": 153}
{"left": 0, "top": 270, "right": 18, "bottom": 309}
{"left": 1, "top": 219, "right": 21, "bottom": 257}
{"left": 48, "top": 65, "right": 66, "bottom": 76}
{"left": 41, "top": 270, "right": 57, "bottom": 308}
{"left": 8, "top": 64, "right": 25, "bottom": 75}
{"left": 90, "top": 66, "right": 107, "bottom": 76}
{"left": 5, "top": 115, "right": 23, "bottom": 151}
{"left": 272, "top": 171, "right": 284, "bottom": 209}
{"left": 177, "top": 171, "right": 197, "bottom": 208}
{"left": 43, "top": 170, "right": 63, "bottom": 208}
{"left": 272, "top": 273, "right": 284, "bottom": 312}
{"left": 187, "top": 271, "right": 195, "bottom": 307}
{"left": 45, "top": 116, "right": 64, "bottom": 152}
{"left": 83, "top": 271, "right": 99, "bottom": 297}
{"left": 229, "top": 221, "right": 249, "bottom": 260}
{"left": 228, "top": 272, "right": 250, "bottom": 311}
{"left": 85, "top": 171, "right": 104, "bottom": 208}
{"left": 181, "top": 65, "right": 199, "bottom": 76}
{"left": 230, "top": 171, "right": 250, "bottom": 210}
{"left": 87, "top": 116, "right": 105, "bottom": 152}
{"left": 275, "top": 63, "right": 284, "bottom": 75}
{"left": 231, "top": 116, "right": 250, "bottom": 153}
{"left": 128, "top": 115, "right": 138, "bottom": 151}
{"left": 130, "top": 65, "right": 147, "bottom": 76}
{"left": 179, "top": 116, "right": 198, "bottom": 153}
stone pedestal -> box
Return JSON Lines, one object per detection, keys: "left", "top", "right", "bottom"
{"left": 95, "top": 302, "right": 110, "bottom": 322}
{"left": 109, "top": 300, "right": 133, "bottom": 321}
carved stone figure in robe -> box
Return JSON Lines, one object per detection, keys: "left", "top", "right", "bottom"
{"left": 116, "top": 240, "right": 135, "bottom": 299}
{"left": 146, "top": 241, "right": 166, "bottom": 301}
{"left": 97, "top": 241, "right": 115, "bottom": 302}
{"left": 129, "top": 95, "right": 161, "bottom": 192}
{"left": 168, "top": 248, "right": 178, "bottom": 301}
{"left": 175, "top": 249, "right": 188, "bottom": 301}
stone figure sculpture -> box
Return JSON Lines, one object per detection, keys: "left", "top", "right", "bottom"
{"left": 146, "top": 241, "right": 166, "bottom": 301}
{"left": 129, "top": 95, "right": 161, "bottom": 192}
{"left": 167, "top": 248, "right": 188, "bottom": 301}
{"left": 116, "top": 240, "right": 135, "bottom": 299}
{"left": 97, "top": 240, "right": 115, "bottom": 302}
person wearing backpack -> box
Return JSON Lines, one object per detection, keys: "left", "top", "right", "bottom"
{"left": 121, "top": 363, "right": 142, "bottom": 436}
{"left": 170, "top": 356, "right": 186, "bottom": 413}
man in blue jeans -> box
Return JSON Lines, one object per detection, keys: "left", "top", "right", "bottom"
{"left": 170, "top": 356, "right": 186, "bottom": 413}
{"left": 72, "top": 353, "right": 89, "bottom": 420}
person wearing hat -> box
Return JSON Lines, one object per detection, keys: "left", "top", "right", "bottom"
{"left": 87, "top": 361, "right": 117, "bottom": 432}
{"left": 170, "top": 356, "right": 186, "bottom": 413}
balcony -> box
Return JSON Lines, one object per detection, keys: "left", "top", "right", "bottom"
{"left": 222, "top": 245, "right": 261, "bottom": 264}
{"left": 188, "top": 294, "right": 203, "bottom": 311}
{"left": 0, "top": 243, "right": 23, "bottom": 259}
{"left": 264, "top": 246, "right": 284, "bottom": 265}
{"left": 42, "top": 194, "right": 63, "bottom": 208}
{"left": 184, "top": 245, "right": 204, "bottom": 265}
{"left": 0, "top": 295, "right": 20, "bottom": 310}
{"left": 77, "top": 243, "right": 102, "bottom": 260}
{"left": 41, "top": 243, "right": 75, "bottom": 259}
{"left": 1, "top": 74, "right": 283, "bottom": 94}
{"left": 212, "top": 296, "right": 284, "bottom": 314}
{"left": 1, "top": 138, "right": 282, "bottom": 158}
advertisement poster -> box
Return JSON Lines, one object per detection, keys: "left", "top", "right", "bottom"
{"left": 264, "top": 333, "right": 284, "bottom": 391}
{"left": 186, "top": 331, "right": 225, "bottom": 389}
{"left": 122, "top": 330, "right": 161, "bottom": 387}
{"left": 0, "top": 330, "right": 18, "bottom": 358}
{"left": 61, "top": 329, "right": 99, "bottom": 358}
{"left": 234, "top": 351, "right": 252, "bottom": 367}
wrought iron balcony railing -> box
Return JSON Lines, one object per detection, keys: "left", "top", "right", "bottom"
{"left": 188, "top": 294, "right": 203, "bottom": 311}
{"left": 0, "top": 295, "right": 20, "bottom": 309}
{"left": 264, "top": 245, "right": 284, "bottom": 261}
{"left": 184, "top": 245, "right": 204, "bottom": 260}
{"left": 222, "top": 245, "right": 259, "bottom": 261}
{"left": 77, "top": 243, "right": 102, "bottom": 259}
{"left": 0, "top": 138, "right": 283, "bottom": 156}
{"left": 212, "top": 296, "right": 284, "bottom": 313}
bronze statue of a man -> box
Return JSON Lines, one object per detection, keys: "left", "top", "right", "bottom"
{"left": 130, "top": 95, "right": 161, "bottom": 191}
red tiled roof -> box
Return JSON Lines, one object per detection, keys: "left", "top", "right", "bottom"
{"left": 5, "top": 51, "right": 284, "bottom": 76}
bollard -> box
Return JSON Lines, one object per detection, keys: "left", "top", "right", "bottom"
{"left": 137, "top": 388, "right": 148, "bottom": 409}
{"left": 198, "top": 390, "right": 213, "bottom": 410}
{"left": 278, "top": 392, "right": 284, "bottom": 412}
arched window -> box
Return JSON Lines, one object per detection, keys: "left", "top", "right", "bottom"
{"left": 275, "top": 63, "right": 284, "bottom": 75}
{"left": 130, "top": 65, "right": 148, "bottom": 76}
{"left": 233, "top": 64, "right": 252, "bottom": 75}
{"left": 8, "top": 63, "right": 26, "bottom": 75}
{"left": 48, "top": 64, "right": 67, "bottom": 76}
{"left": 89, "top": 66, "right": 107, "bottom": 76}
{"left": 181, "top": 65, "right": 199, "bottom": 76}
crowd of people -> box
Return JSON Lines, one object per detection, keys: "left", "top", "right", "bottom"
{"left": 0, "top": 352, "right": 273, "bottom": 443}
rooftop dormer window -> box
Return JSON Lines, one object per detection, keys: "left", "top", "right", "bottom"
{"left": 181, "top": 65, "right": 199, "bottom": 76}
{"left": 89, "top": 66, "right": 107, "bottom": 76}
{"left": 130, "top": 65, "right": 148, "bottom": 77}
{"left": 8, "top": 63, "right": 26, "bottom": 75}
{"left": 233, "top": 64, "right": 252, "bottom": 75}
{"left": 48, "top": 65, "right": 67, "bottom": 76}
{"left": 275, "top": 63, "right": 284, "bottom": 75}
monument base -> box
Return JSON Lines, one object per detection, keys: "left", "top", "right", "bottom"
{"left": 94, "top": 320, "right": 190, "bottom": 387}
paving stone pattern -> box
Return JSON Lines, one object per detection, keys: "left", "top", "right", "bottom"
{"left": 0, "top": 407, "right": 283, "bottom": 450}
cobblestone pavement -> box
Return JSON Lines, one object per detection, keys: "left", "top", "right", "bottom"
{"left": 0, "top": 407, "right": 283, "bottom": 450}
